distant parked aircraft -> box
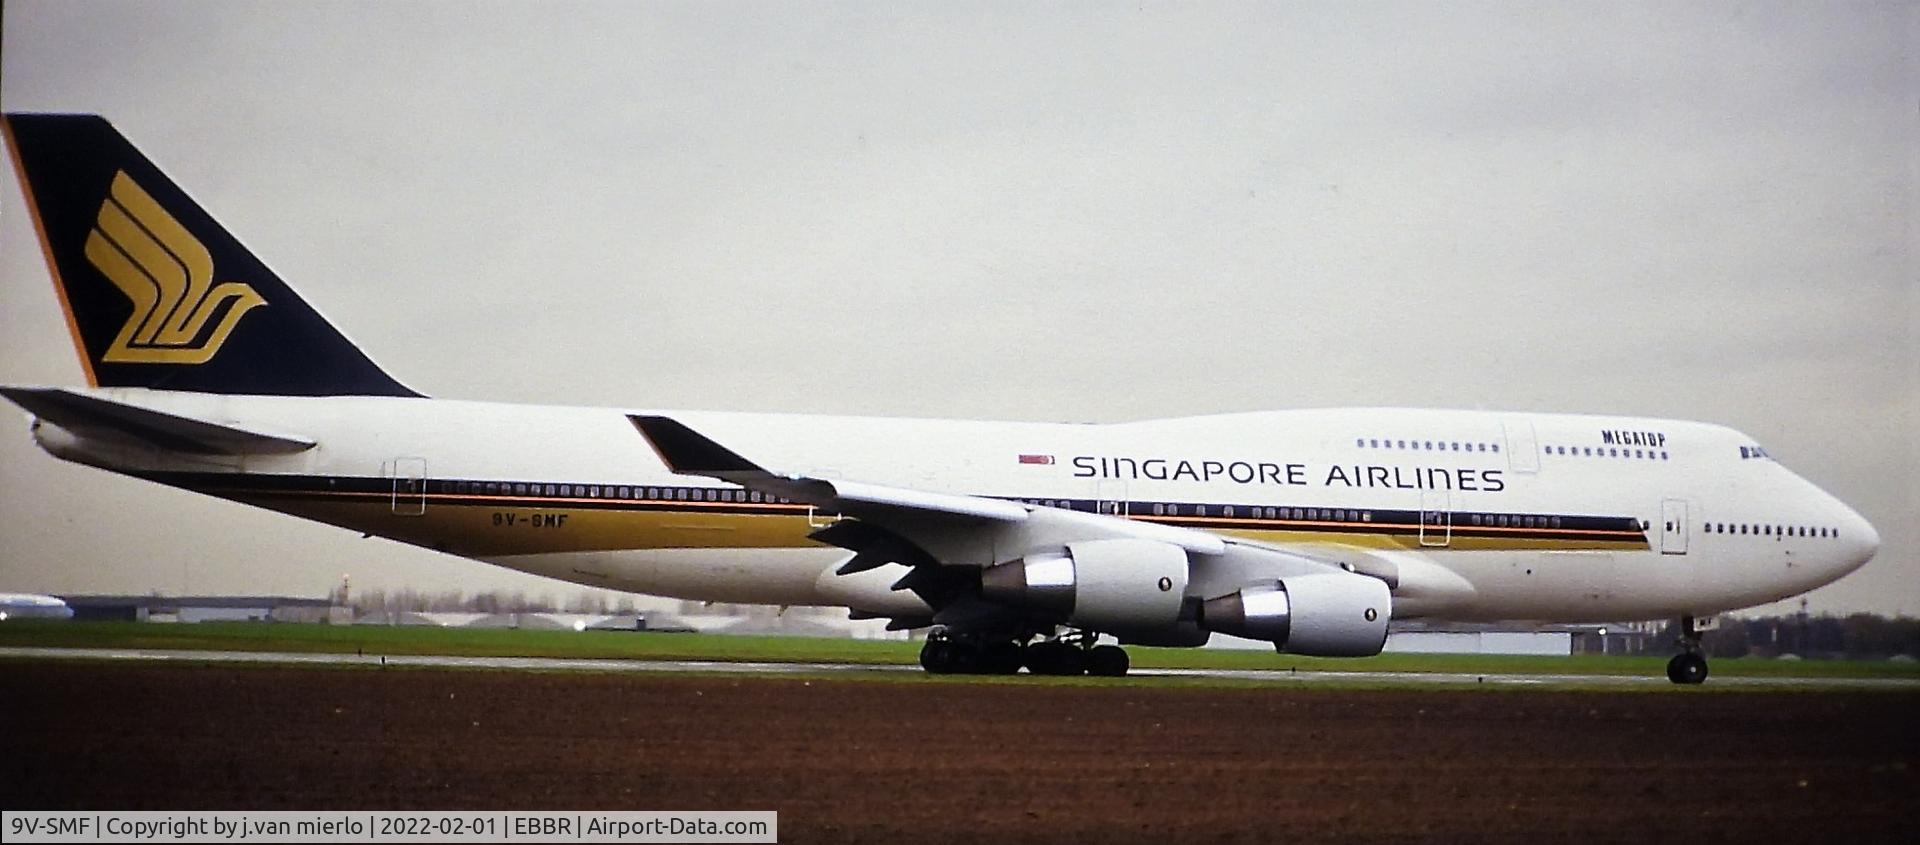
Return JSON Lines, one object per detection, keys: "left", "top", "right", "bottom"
{"left": 0, "top": 593, "right": 73, "bottom": 621}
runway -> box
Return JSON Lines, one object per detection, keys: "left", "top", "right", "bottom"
{"left": 3, "top": 646, "right": 1914, "bottom": 689}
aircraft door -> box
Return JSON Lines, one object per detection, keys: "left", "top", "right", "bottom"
{"left": 807, "top": 468, "right": 844, "bottom": 528}
{"left": 1095, "top": 480, "right": 1129, "bottom": 517}
{"left": 1503, "top": 418, "right": 1540, "bottom": 474}
{"left": 386, "top": 456, "right": 426, "bottom": 516}
{"left": 1419, "top": 488, "right": 1452, "bottom": 547}
{"left": 1661, "top": 498, "right": 1689, "bottom": 555}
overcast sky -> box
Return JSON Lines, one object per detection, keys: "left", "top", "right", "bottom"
{"left": 1, "top": 1, "right": 1913, "bottom": 616}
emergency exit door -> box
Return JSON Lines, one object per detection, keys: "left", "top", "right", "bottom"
{"left": 387, "top": 457, "right": 426, "bottom": 516}
{"left": 1660, "top": 498, "right": 1689, "bottom": 555}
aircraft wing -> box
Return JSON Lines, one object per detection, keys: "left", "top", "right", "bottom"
{"left": 0, "top": 386, "right": 315, "bottom": 455}
{"left": 629, "top": 414, "right": 1224, "bottom": 555}
{"left": 630, "top": 414, "right": 1028, "bottom": 521}
{"left": 622, "top": 414, "right": 1414, "bottom": 643}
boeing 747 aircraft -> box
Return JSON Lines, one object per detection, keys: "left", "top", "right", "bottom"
{"left": 0, "top": 114, "right": 1879, "bottom": 683}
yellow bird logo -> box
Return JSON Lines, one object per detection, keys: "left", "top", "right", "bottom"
{"left": 84, "top": 171, "right": 265, "bottom": 364}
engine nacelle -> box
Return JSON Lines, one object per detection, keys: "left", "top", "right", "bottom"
{"left": 979, "top": 538, "right": 1189, "bottom": 630}
{"left": 1200, "top": 572, "right": 1391, "bottom": 657}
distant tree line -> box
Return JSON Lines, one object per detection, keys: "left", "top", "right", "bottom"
{"left": 343, "top": 588, "right": 641, "bottom": 617}
{"left": 1644, "top": 614, "right": 1920, "bottom": 660}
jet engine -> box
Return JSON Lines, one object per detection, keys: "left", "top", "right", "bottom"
{"left": 979, "top": 538, "right": 1189, "bottom": 629}
{"left": 1199, "top": 571, "right": 1391, "bottom": 656}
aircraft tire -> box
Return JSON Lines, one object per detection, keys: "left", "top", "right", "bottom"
{"left": 1025, "top": 641, "right": 1087, "bottom": 676}
{"left": 1666, "top": 652, "right": 1708, "bottom": 685}
{"left": 983, "top": 641, "right": 1026, "bottom": 675}
{"left": 920, "top": 639, "right": 956, "bottom": 674}
{"left": 1086, "top": 645, "right": 1130, "bottom": 677}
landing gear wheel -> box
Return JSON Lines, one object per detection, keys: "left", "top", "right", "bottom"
{"left": 1666, "top": 652, "right": 1708, "bottom": 685}
{"left": 919, "top": 639, "right": 957, "bottom": 674}
{"left": 1086, "top": 645, "right": 1131, "bottom": 677}
{"left": 1024, "top": 641, "right": 1088, "bottom": 676}
{"left": 983, "top": 641, "right": 1026, "bottom": 675}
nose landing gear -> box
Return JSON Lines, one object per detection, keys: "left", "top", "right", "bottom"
{"left": 1665, "top": 615, "right": 1710, "bottom": 685}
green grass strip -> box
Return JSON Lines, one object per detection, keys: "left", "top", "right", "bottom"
{"left": 1, "top": 621, "right": 1914, "bottom": 679}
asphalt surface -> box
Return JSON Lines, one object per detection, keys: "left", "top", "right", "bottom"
{"left": 3, "top": 661, "right": 1913, "bottom": 843}
{"left": 2, "top": 646, "right": 1914, "bottom": 688}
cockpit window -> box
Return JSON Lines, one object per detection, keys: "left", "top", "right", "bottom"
{"left": 1739, "top": 445, "right": 1771, "bottom": 460}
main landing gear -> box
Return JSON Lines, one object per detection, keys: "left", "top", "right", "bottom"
{"left": 1666, "top": 615, "right": 1710, "bottom": 685}
{"left": 919, "top": 629, "right": 1131, "bottom": 677}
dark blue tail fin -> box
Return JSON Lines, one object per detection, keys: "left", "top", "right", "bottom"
{"left": 3, "top": 113, "right": 418, "bottom": 397}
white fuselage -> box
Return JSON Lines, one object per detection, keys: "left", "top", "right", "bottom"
{"left": 30, "top": 387, "right": 1880, "bottom": 625}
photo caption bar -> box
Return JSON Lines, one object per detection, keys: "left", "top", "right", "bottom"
{"left": 1, "top": 811, "right": 776, "bottom": 843}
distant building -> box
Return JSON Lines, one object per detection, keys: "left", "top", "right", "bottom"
{"left": 1385, "top": 627, "right": 1572, "bottom": 656}
{"left": 1203, "top": 620, "right": 1603, "bottom": 656}
{"left": 58, "top": 595, "right": 346, "bottom": 624}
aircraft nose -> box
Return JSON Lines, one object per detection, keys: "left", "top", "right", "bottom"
{"left": 1840, "top": 506, "right": 1880, "bottom": 573}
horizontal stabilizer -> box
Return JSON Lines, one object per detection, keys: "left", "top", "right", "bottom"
{"left": 0, "top": 386, "right": 314, "bottom": 455}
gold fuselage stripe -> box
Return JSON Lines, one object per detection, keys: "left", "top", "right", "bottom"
{"left": 142, "top": 471, "right": 1651, "bottom": 558}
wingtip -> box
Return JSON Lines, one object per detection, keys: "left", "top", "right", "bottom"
{"left": 628, "top": 414, "right": 764, "bottom": 475}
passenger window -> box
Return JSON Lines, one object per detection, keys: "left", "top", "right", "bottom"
{"left": 1224, "top": 506, "right": 1235, "bottom": 517}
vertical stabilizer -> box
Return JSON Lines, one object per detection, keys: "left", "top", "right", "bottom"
{"left": 3, "top": 113, "right": 418, "bottom": 397}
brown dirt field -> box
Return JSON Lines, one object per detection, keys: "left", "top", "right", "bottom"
{"left": 1, "top": 662, "right": 1914, "bottom": 844}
